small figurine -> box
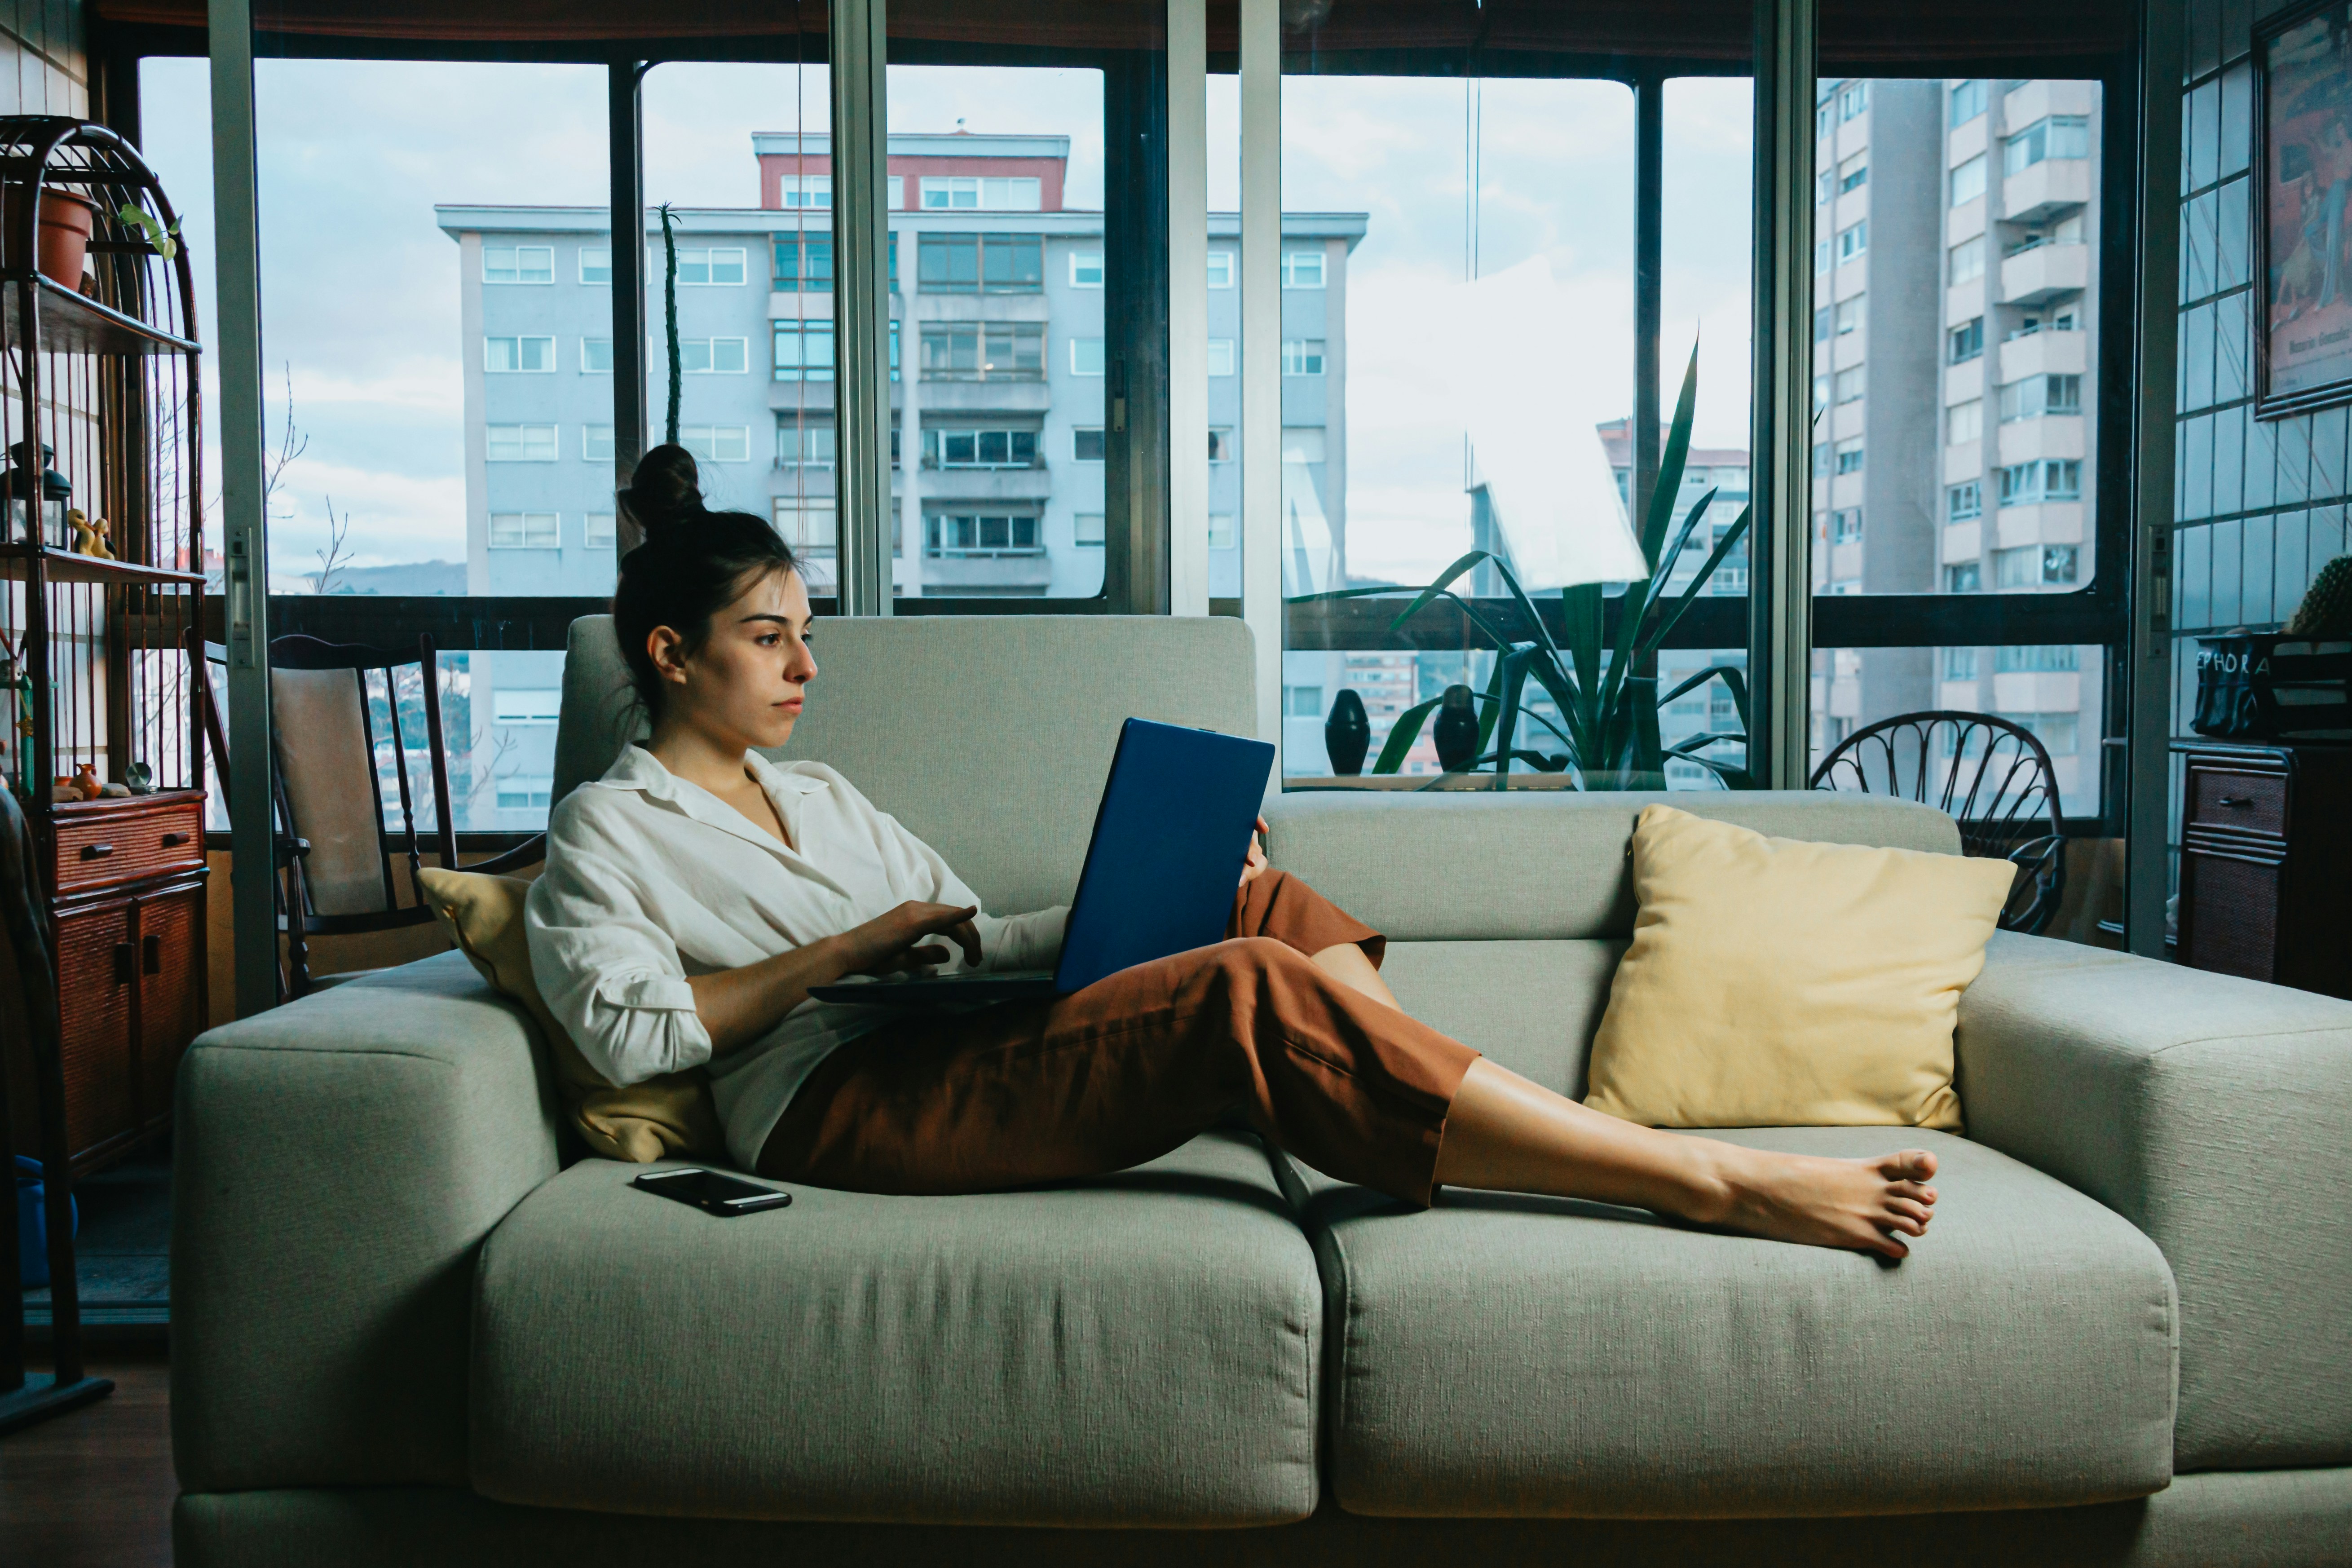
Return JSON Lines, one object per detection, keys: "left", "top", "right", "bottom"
{"left": 71, "top": 762, "right": 101, "bottom": 800}
{"left": 65, "top": 508, "right": 114, "bottom": 560}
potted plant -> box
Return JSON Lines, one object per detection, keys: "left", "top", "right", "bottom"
{"left": 1293, "top": 348, "right": 1755, "bottom": 790}
{"left": 4, "top": 183, "right": 98, "bottom": 289}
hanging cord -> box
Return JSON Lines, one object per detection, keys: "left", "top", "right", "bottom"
{"left": 1461, "top": 77, "right": 1483, "bottom": 494}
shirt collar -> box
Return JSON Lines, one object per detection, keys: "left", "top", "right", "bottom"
{"left": 600, "top": 744, "right": 828, "bottom": 802}
{"left": 598, "top": 745, "right": 834, "bottom": 867}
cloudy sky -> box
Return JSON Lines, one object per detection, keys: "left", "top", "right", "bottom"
{"left": 137, "top": 57, "right": 1752, "bottom": 588}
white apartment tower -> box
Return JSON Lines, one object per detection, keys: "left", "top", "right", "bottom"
{"left": 1810, "top": 76, "right": 2104, "bottom": 809}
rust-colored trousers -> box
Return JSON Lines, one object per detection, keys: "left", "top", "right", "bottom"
{"left": 757, "top": 871, "right": 1479, "bottom": 1207}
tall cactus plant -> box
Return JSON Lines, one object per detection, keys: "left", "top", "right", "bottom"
{"left": 659, "top": 203, "right": 681, "bottom": 447}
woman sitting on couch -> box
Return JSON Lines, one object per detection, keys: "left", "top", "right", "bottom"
{"left": 525, "top": 446, "right": 1940, "bottom": 1259}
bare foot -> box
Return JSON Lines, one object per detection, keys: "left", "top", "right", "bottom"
{"left": 1690, "top": 1145, "right": 1939, "bottom": 1260}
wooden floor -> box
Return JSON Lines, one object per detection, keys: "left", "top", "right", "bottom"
{"left": 0, "top": 1351, "right": 176, "bottom": 1568}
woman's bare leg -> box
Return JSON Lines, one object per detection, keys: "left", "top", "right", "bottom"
{"left": 1311, "top": 941, "right": 1400, "bottom": 1011}
{"left": 1434, "top": 1059, "right": 1939, "bottom": 1259}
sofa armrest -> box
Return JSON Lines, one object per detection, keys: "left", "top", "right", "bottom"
{"left": 172, "top": 951, "right": 562, "bottom": 1493}
{"left": 1957, "top": 933, "right": 2352, "bottom": 1471}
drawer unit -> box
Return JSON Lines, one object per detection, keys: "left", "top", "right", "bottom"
{"left": 2183, "top": 763, "right": 2288, "bottom": 839}
{"left": 49, "top": 794, "right": 206, "bottom": 895}
{"left": 2175, "top": 743, "right": 2352, "bottom": 999}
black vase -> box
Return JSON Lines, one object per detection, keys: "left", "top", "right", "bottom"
{"left": 1433, "top": 684, "right": 1479, "bottom": 772}
{"left": 1324, "top": 687, "right": 1370, "bottom": 775}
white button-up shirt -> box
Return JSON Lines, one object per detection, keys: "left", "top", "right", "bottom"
{"left": 526, "top": 745, "right": 1067, "bottom": 1169}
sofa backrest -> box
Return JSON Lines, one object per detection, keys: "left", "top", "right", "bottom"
{"left": 554, "top": 613, "right": 1257, "bottom": 914}
{"left": 1262, "top": 789, "right": 1959, "bottom": 943}
{"left": 1262, "top": 791, "right": 1961, "bottom": 1097}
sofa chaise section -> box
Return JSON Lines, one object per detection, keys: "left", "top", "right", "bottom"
{"left": 1263, "top": 791, "right": 2177, "bottom": 1517}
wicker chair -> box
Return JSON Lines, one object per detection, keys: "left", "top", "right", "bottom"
{"left": 1809, "top": 710, "right": 2068, "bottom": 935}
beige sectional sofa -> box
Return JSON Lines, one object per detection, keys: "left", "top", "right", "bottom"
{"left": 171, "top": 617, "right": 2352, "bottom": 1565}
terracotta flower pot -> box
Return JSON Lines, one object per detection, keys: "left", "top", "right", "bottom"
{"left": 5, "top": 187, "right": 97, "bottom": 288}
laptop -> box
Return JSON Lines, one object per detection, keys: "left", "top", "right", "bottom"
{"left": 807, "top": 717, "right": 1275, "bottom": 1006}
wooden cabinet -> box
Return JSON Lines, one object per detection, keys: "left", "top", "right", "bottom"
{"left": 15, "top": 791, "right": 210, "bottom": 1174}
{"left": 2176, "top": 743, "right": 2352, "bottom": 999}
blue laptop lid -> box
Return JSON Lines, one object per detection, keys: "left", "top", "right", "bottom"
{"left": 1054, "top": 718, "right": 1276, "bottom": 992}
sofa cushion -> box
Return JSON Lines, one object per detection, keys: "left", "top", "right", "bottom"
{"left": 1264, "top": 790, "right": 1959, "bottom": 943}
{"left": 468, "top": 1128, "right": 1320, "bottom": 1526}
{"left": 1306, "top": 1127, "right": 2175, "bottom": 1518}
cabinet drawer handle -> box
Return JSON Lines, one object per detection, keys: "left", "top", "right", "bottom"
{"left": 2217, "top": 795, "right": 2253, "bottom": 808}
{"left": 143, "top": 933, "right": 161, "bottom": 974}
{"left": 80, "top": 842, "right": 115, "bottom": 859}
{"left": 161, "top": 831, "right": 191, "bottom": 848}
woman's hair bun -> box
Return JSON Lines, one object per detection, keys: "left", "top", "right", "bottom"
{"left": 621, "top": 443, "right": 705, "bottom": 539}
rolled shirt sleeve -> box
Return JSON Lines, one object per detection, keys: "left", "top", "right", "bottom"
{"left": 527, "top": 836, "right": 715, "bottom": 1087}
{"left": 975, "top": 906, "right": 1068, "bottom": 973}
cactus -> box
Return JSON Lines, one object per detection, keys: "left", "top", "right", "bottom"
{"left": 2286, "top": 555, "right": 2352, "bottom": 637}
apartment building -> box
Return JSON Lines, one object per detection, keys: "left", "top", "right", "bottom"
{"left": 438, "top": 133, "right": 1364, "bottom": 824}
{"left": 1809, "top": 76, "right": 2105, "bottom": 808}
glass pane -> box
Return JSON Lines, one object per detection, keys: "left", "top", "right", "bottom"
{"left": 888, "top": 63, "right": 1106, "bottom": 600}
{"left": 1807, "top": 76, "right": 2114, "bottom": 818}
{"left": 643, "top": 60, "right": 1103, "bottom": 601}
{"left": 1276, "top": 60, "right": 1753, "bottom": 791}
{"left": 146, "top": 57, "right": 608, "bottom": 835}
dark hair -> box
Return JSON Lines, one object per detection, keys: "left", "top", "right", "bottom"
{"left": 611, "top": 443, "right": 799, "bottom": 721}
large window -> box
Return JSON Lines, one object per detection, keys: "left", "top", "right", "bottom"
{"left": 922, "top": 322, "right": 1046, "bottom": 380}
{"left": 676, "top": 337, "right": 751, "bottom": 375}
{"left": 918, "top": 233, "right": 1044, "bottom": 293}
{"left": 773, "top": 234, "right": 833, "bottom": 291}
{"left": 773, "top": 320, "right": 835, "bottom": 382}
{"left": 1807, "top": 76, "right": 2116, "bottom": 822}
{"left": 927, "top": 428, "right": 1040, "bottom": 469}
{"left": 920, "top": 176, "right": 1042, "bottom": 211}
{"left": 485, "top": 336, "right": 556, "bottom": 372}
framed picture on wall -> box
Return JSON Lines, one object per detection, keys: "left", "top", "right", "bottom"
{"left": 2258, "top": 1, "right": 2352, "bottom": 417}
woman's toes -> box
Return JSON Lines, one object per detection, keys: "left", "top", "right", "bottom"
{"left": 1887, "top": 1197, "right": 1931, "bottom": 1227}
{"left": 1878, "top": 1149, "right": 1938, "bottom": 1183}
{"left": 1884, "top": 1206, "right": 1927, "bottom": 1236}
{"left": 1889, "top": 1180, "right": 1937, "bottom": 1206}
{"left": 1867, "top": 1227, "right": 1911, "bottom": 1260}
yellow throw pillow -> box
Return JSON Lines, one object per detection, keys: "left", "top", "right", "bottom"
{"left": 1581, "top": 804, "right": 2016, "bottom": 1131}
{"left": 415, "top": 867, "right": 723, "bottom": 1163}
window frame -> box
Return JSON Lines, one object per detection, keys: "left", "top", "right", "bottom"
{"left": 181, "top": 35, "right": 2150, "bottom": 868}
{"left": 483, "top": 243, "right": 553, "bottom": 285}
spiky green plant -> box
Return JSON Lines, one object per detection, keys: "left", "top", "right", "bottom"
{"left": 1293, "top": 345, "right": 1755, "bottom": 790}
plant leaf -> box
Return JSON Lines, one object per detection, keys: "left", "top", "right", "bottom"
{"left": 1656, "top": 662, "right": 1745, "bottom": 708}
{"left": 1491, "top": 644, "right": 1537, "bottom": 790}
{"left": 1636, "top": 504, "right": 1752, "bottom": 663}
{"left": 1385, "top": 549, "right": 1496, "bottom": 635}
{"left": 1639, "top": 341, "right": 1702, "bottom": 572}
{"left": 1370, "top": 695, "right": 1441, "bottom": 774}
{"left": 1474, "top": 649, "right": 1508, "bottom": 757}
{"left": 1466, "top": 680, "right": 1575, "bottom": 749}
